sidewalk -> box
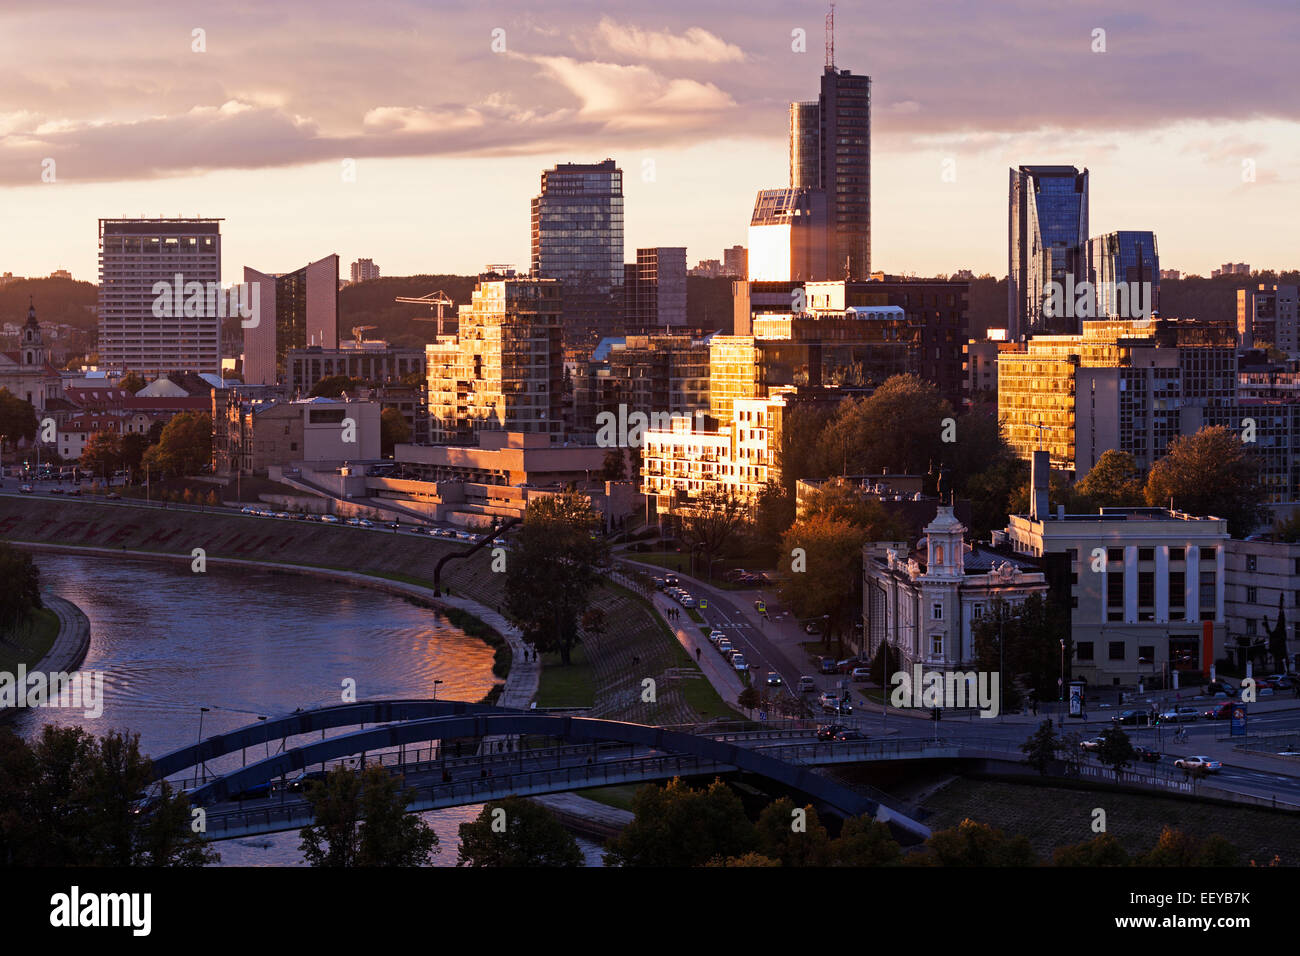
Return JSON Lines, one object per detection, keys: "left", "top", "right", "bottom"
{"left": 650, "top": 591, "right": 744, "bottom": 701}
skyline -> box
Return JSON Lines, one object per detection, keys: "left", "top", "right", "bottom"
{"left": 2, "top": 1, "right": 1298, "bottom": 284}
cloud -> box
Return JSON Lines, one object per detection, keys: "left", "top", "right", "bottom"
{"left": 588, "top": 17, "right": 745, "bottom": 63}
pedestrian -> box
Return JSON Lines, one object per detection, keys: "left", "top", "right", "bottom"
{"left": 696, "top": 647, "right": 701, "bottom": 661}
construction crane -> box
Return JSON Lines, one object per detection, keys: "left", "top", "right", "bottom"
{"left": 395, "top": 291, "right": 455, "bottom": 336}
{"left": 351, "top": 324, "right": 378, "bottom": 345}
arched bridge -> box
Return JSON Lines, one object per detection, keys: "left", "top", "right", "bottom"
{"left": 151, "top": 700, "right": 933, "bottom": 842}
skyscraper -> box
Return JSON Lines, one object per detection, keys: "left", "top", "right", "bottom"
{"left": 243, "top": 254, "right": 340, "bottom": 386}
{"left": 1008, "top": 165, "right": 1089, "bottom": 339}
{"left": 98, "top": 218, "right": 222, "bottom": 374}
{"left": 531, "top": 159, "right": 624, "bottom": 347}
{"left": 787, "top": 68, "right": 871, "bottom": 280}
{"left": 625, "top": 247, "right": 687, "bottom": 331}
{"left": 748, "top": 188, "right": 828, "bottom": 282}
{"left": 350, "top": 258, "right": 380, "bottom": 283}
{"left": 1086, "top": 231, "right": 1159, "bottom": 319}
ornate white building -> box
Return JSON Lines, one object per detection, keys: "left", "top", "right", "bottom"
{"left": 0, "top": 301, "right": 61, "bottom": 412}
{"left": 862, "top": 504, "right": 1047, "bottom": 672}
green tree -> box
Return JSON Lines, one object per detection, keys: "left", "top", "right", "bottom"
{"left": 675, "top": 488, "right": 749, "bottom": 579}
{"left": 1266, "top": 593, "right": 1289, "bottom": 673}
{"left": 775, "top": 402, "right": 836, "bottom": 494}
{"left": 754, "top": 798, "right": 834, "bottom": 866}
{"left": 868, "top": 640, "right": 901, "bottom": 686}
{"left": 1052, "top": 833, "right": 1130, "bottom": 867}
{"left": 910, "top": 818, "right": 1038, "bottom": 867}
{"left": 1076, "top": 449, "right": 1145, "bottom": 508}
{"left": 737, "top": 685, "right": 761, "bottom": 715}
{"left": 604, "top": 778, "right": 756, "bottom": 867}
{"left": 116, "top": 372, "right": 147, "bottom": 393}
{"left": 600, "top": 448, "right": 627, "bottom": 481}
{"left": 830, "top": 815, "right": 903, "bottom": 866}
{"left": 120, "top": 432, "right": 150, "bottom": 479}
{"left": 814, "top": 374, "right": 952, "bottom": 477}
{"left": 299, "top": 765, "right": 439, "bottom": 866}
{"left": 0, "top": 387, "right": 38, "bottom": 463}
{"left": 1140, "top": 827, "right": 1239, "bottom": 867}
{"left": 141, "top": 411, "right": 212, "bottom": 478}
{"left": 753, "top": 481, "right": 795, "bottom": 560}
{"left": 1095, "top": 724, "right": 1136, "bottom": 782}
{"left": 379, "top": 407, "right": 411, "bottom": 457}
{"left": 1144, "top": 425, "right": 1268, "bottom": 536}
{"left": 309, "top": 375, "right": 368, "bottom": 398}
{"left": 504, "top": 492, "right": 609, "bottom": 665}
{"left": 0, "top": 542, "right": 42, "bottom": 640}
{"left": 972, "top": 595, "right": 1070, "bottom": 708}
{"left": 457, "top": 796, "right": 583, "bottom": 867}
{"left": 705, "top": 851, "right": 782, "bottom": 867}
{"left": 1020, "top": 720, "right": 1060, "bottom": 775}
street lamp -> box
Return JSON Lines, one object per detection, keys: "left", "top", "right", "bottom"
{"left": 1059, "top": 639, "right": 1066, "bottom": 727}
{"left": 432, "top": 679, "right": 443, "bottom": 701}
{"left": 197, "top": 707, "right": 211, "bottom": 783}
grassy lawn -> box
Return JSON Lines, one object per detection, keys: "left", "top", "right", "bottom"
{"left": 535, "top": 643, "right": 596, "bottom": 708}
{"left": 0, "top": 607, "right": 60, "bottom": 673}
{"left": 686, "top": 608, "right": 704, "bottom": 623}
{"left": 679, "top": 672, "right": 747, "bottom": 723}
{"left": 572, "top": 784, "right": 643, "bottom": 812}
{"left": 626, "top": 551, "right": 691, "bottom": 573}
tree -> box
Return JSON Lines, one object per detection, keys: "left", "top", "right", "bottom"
{"left": 504, "top": 492, "right": 609, "bottom": 665}
{"left": 1053, "top": 833, "right": 1130, "bottom": 867}
{"left": 81, "top": 431, "right": 124, "bottom": 478}
{"left": 1095, "top": 725, "right": 1136, "bottom": 781}
{"left": 457, "top": 796, "right": 583, "bottom": 867}
{"left": 309, "top": 375, "right": 368, "bottom": 398}
{"left": 675, "top": 488, "right": 748, "bottom": 579}
{"left": 379, "top": 407, "right": 411, "bottom": 457}
{"left": 830, "top": 815, "right": 903, "bottom": 866}
{"left": 120, "top": 432, "right": 150, "bottom": 479}
{"left": 753, "top": 481, "right": 795, "bottom": 560}
{"left": 1076, "top": 449, "right": 1145, "bottom": 508}
{"left": 1140, "top": 827, "right": 1239, "bottom": 867}
{"left": 868, "top": 640, "right": 901, "bottom": 686}
{"left": 910, "top": 818, "right": 1038, "bottom": 867}
{"left": 299, "top": 765, "right": 439, "bottom": 866}
{"left": 1020, "top": 720, "right": 1059, "bottom": 775}
{"left": 0, "top": 387, "right": 37, "bottom": 462}
{"left": 1266, "top": 594, "right": 1289, "bottom": 673}
{"left": 1145, "top": 426, "right": 1268, "bottom": 536}
{"left": 116, "top": 372, "right": 147, "bottom": 394}
{"left": 754, "top": 798, "right": 833, "bottom": 866}
{"left": 775, "top": 402, "right": 836, "bottom": 494}
{"left": 813, "top": 374, "right": 952, "bottom": 477}
{"left": 737, "top": 685, "right": 761, "bottom": 715}
{"left": 141, "top": 411, "right": 212, "bottom": 479}
{"left": 0, "top": 541, "right": 42, "bottom": 640}
{"left": 779, "top": 512, "right": 868, "bottom": 654}
{"left": 972, "top": 595, "right": 1070, "bottom": 708}
{"left": 604, "top": 777, "right": 756, "bottom": 867}
{"left": 1009, "top": 466, "right": 1090, "bottom": 516}
{"left": 705, "top": 851, "right": 782, "bottom": 867}
{"left": 600, "top": 448, "right": 627, "bottom": 481}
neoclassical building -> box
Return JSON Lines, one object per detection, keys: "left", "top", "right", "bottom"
{"left": 863, "top": 504, "right": 1047, "bottom": 672}
{"left": 0, "top": 301, "right": 61, "bottom": 412}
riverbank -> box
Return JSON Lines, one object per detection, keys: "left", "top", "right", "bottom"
{"left": 0, "top": 595, "right": 91, "bottom": 722}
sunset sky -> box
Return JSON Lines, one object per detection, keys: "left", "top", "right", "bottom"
{"left": 1, "top": 0, "right": 1297, "bottom": 284}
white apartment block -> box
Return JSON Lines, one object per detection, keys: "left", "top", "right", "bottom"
{"left": 98, "top": 219, "right": 222, "bottom": 374}
{"left": 1223, "top": 538, "right": 1300, "bottom": 669}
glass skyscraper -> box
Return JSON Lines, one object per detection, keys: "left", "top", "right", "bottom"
{"left": 530, "top": 159, "right": 624, "bottom": 348}
{"left": 1086, "top": 231, "right": 1159, "bottom": 319}
{"left": 1008, "top": 165, "right": 1089, "bottom": 338}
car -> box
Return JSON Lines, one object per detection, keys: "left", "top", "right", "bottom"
{"left": 48, "top": 486, "right": 62, "bottom": 494}
{"left": 653, "top": 577, "right": 667, "bottom": 590}
{"left": 1202, "top": 701, "right": 1234, "bottom": 720}
{"left": 819, "top": 657, "right": 837, "bottom": 675}
{"left": 833, "top": 730, "right": 866, "bottom": 742}
{"left": 320, "top": 514, "right": 339, "bottom": 523}
{"left": 1111, "top": 709, "right": 1154, "bottom": 726}
{"left": 1265, "top": 674, "right": 1295, "bottom": 690}
{"left": 388, "top": 522, "right": 401, "bottom": 530}
{"left": 851, "top": 667, "right": 871, "bottom": 682}
{"left": 753, "top": 600, "right": 767, "bottom": 615}
{"left": 19, "top": 484, "right": 32, "bottom": 494}
{"left": 797, "top": 676, "right": 817, "bottom": 693}
{"left": 766, "top": 671, "right": 783, "bottom": 687}
{"left": 357, "top": 519, "right": 375, "bottom": 528}
{"left": 1132, "top": 745, "right": 1162, "bottom": 763}
{"left": 708, "top": 630, "right": 726, "bottom": 645}
{"left": 1173, "top": 755, "right": 1221, "bottom": 772}
{"left": 105, "top": 492, "right": 121, "bottom": 499}
{"left": 1079, "top": 736, "right": 1106, "bottom": 752}
{"left": 1204, "top": 681, "right": 1237, "bottom": 698}
{"left": 717, "top": 640, "right": 734, "bottom": 656}
{"left": 664, "top": 575, "right": 679, "bottom": 587}
{"left": 680, "top": 596, "right": 696, "bottom": 609}
{"left": 731, "top": 654, "right": 749, "bottom": 672}
{"left": 66, "top": 488, "right": 80, "bottom": 496}
{"left": 1158, "top": 706, "right": 1199, "bottom": 723}
{"left": 241, "top": 506, "right": 257, "bottom": 514}
{"left": 819, "top": 692, "right": 852, "bottom": 714}
{"left": 836, "top": 658, "right": 864, "bottom": 674}
{"left": 815, "top": 723, "right": 847, "bottom": 741}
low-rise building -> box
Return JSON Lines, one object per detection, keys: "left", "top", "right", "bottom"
{"left": 1223, "top": 537, "right": 1300, "bottom": 669}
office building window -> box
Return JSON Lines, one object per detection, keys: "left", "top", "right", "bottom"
{"left": 1077, "top": 642, "right": 1094, "bottom": 661}
{"left": 1246, "top": 586, "right": 1258, "bottom": 604}
{"left": 1109, "top": 642, "right": 1125, "bottom": 661}
{"left": 1246, "top": 554, "right": 1258, "bottom": 572}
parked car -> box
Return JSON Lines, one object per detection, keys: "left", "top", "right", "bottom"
{"left": 1173, "top": 755, "right": 1221, "bottom": 772}
{"left": 815, "top": 723, "right": 846, "bottom": 741}
{"left": 1157, "top": 706, "right": 1199, "bottom": 723}
{"left": 1265, "top": 674, "right": 1295, "bottom": 690}
{"left": 797, "top": 676, "right": 817, "bottom": 693}
{"left": 708, "top": 630, "right": 726, "bottom": 645}
{"left": 851, "top": 667, "right": 871, "bottom": 682}
{"left": 766, "top": 671, "right": 782, "bottom": 686}
{"left": 320, "top": 514, "right": 339, "bottom": 524}
{"left": 836, "top": 658, "right": 864, "bottom": 674}
{"left": 731, "top": 653, "right": 749, "bottom": 672}
{"left": 1204, "top": 681, "right": 1237, "bottom": 698}
{"left": 1112, "top": 709, "right": 1154, "bottom": 726}
{"left": 803, "top": 620, "right": 823, "bottom": 635}
{"left": 818, "top": 693, "right": 851, "bottom": 714}
{"left": 716, "top": 640, "right": 734, "bottom": 656}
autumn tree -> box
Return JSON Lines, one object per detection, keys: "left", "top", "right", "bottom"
{"left": 141, "top": 411, "right": 213, "bottom": 478}
{"left": 1076, "top": 449, "right": 1145, "bottom": 508}
{"left": 675, "top": 488, "right": 749, "bottom": 579}
{"left": 309, "top": 375, "right": 368, "bottom": 398}
{"left": 909, "top": 818, "right": 1038, "bottom": 867}
{"left": 814, "top": 374, "right": 952, "bottom": 477}
{"left": 379, "top": 407, "right": 410, "bottom": 457}
{"left": 1052, "top": 833, "right": 1130, "bottom": 867}
{"left": 754, "top": 798, "right": 834, "bottom": 867}
{"left": 830, "top": 816, "right": 903, "bottom": 866}
{"left": 1144, "top": 425, "right": 1267, "bottom": 536}
{"left": 116, "top": 372, "right": 147, "bottom": 394}
{"left": 779, "top": 513, "right": 868, "bottom": 654}
{"left": 603, "top": 777, "right": 756, "bottom": 867}
{"left": 1020, "top": 720, "right": 1060, "bottom": 775}
{"left": 80, "top": 431, "right": 123, "bottom": 478}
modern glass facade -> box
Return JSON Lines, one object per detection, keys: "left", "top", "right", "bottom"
{"left": 531, "top": 159, "right": 624, "bottom": 348}
{"left": 1008, "top": 166, "right": 1089, "bottom": 339}
{"left": 1086, "top": 231, "right": 1159, "bottom": 318}
{"left": 748, "top": 188, "right": 828, "bottom": 281}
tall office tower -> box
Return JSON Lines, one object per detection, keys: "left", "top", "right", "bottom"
{"left": 350, "top": 258, "right": 380, "bottom": 283}
{"left": 243, "top": 254, "right": 340, "bottom": 386}
{"left": 425, "top": 276, "right": 564, "bottom": 443}
{"left": 748, "top": 188, "right": 828, "bottom": 281}
{"left": 98, "top": 218, "right": 222, "bottom": 374}
{"left": 1086, "top": 231, "right": 1159, "bottom": 318}
{"left": 1008, "top": 165, "right": 1089, "bottom": 339}
{"left": 625, "top": 247, "right": 687, "bottom": 331}
{"left": 531, "top": 159, "right": 624, "bottom": 348}
{"left": 1238, "top": 284, "right": 1299, "bottom": 355}
{"left": 787, "top": 68, "right": 871, "bottom": 280}
{"left": 723, "top": 245, "right": 748, "bottom": 278}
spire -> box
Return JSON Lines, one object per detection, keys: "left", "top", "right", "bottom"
{"left": 26, "top": 297, "right": 37, "bottom": 327}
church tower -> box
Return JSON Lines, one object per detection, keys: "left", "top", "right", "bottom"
{"left": 21, "top": 299, "right": 45, "bottom": 368}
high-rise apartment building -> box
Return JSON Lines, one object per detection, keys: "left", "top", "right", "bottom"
{"left": 425, "top": 276, "right": 564, "bottom": 444}
{"left": 1238, "top": 284, "right": 1299, "bottom": 356}
{"left": 98, "top": 218, "right": 222, "bottom": 374}
{"left": 573, "top": 333, "right": 710, "bottom": 439}
{"left": 624, "top": 247, "right": 687, "bottom": 331}
{"left": 1008, "top": 166, "right": 1089, "bottom": 339}
{"left": 748, "top": 188, "right": 828, "bottom": 282}
{"left": 531, "top": 159, "right": 624, "bottom": 347}
{"left": 350, "top": 259, "right": 380, "bottom": 283}
{"left": 789, "top": 68, "right": 872, "bottom": 280}
{"left": 1086, "top": 231, "right": 1159, "bottom": 318}
{"left": 723, "top": 246, "right": 748, "bottom": 279}
{"left": 243, "top": 254, "right": 340, "bottom": 386}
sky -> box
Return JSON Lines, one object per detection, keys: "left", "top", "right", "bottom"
{"left": 1, "top": 0, "right": 1297, "bottom": 285}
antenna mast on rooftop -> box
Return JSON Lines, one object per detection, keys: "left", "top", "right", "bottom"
{"left": 825, "top": 3, "right": 835, "bottom": 70}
